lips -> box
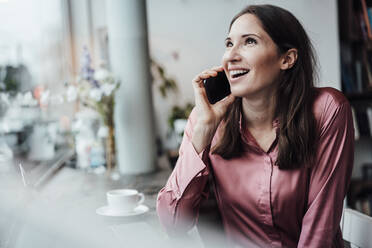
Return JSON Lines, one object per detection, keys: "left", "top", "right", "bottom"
{"left": 230, "top": 69, "right": 249, "bottom": 79}
{"left": 228, "top": 68, "right": 250, "bottom": 83}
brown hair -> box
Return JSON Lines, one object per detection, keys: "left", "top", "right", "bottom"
{"left": 212, "top": 4, "right": 317, "bottom": 169}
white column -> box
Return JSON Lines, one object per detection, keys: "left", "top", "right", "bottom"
{"left": 106, "top": 0, "right": 156, "bottom": 174}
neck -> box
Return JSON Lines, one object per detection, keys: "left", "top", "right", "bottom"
{"left": 241, "top": 92, "right": 276, "bottom": 131}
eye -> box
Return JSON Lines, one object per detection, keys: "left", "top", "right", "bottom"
{"left": 225, "top": 40, "right": 233, "bottom": 48}
{"left": 245, "top": 37, "right": 257, "bottom": 45}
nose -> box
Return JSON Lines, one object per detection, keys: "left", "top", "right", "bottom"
{"left": 224, "top": 45, "right": 242, "bottom": 64}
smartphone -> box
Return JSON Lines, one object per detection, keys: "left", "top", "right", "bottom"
{"left": 203, "top": 70, "right": 231, "bottom": 104}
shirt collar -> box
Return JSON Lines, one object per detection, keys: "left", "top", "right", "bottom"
{"left": 239, "top": 111, "right": 280, "bottom": 151}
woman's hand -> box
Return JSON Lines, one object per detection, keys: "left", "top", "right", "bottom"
{"left": 191, "top": 66, "right": 235, "bottom": 153}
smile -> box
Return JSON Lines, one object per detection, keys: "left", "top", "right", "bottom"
{"left": 230, "top": 69, "right": 249, "bottom": 79}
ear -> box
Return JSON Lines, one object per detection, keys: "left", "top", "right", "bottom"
{"left": 280, "top": 48, "right": 298, "bottom": 70}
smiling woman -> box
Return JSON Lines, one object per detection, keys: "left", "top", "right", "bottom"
{"left": 216, "top": 5, "right": 316, "bottom": 168}
{"left": 157, "top": 4, "right": 354, "bottom": 248}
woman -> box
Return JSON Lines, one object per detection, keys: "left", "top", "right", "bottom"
{"left": 157, "top": 4, "right": 354, "bottom": 248}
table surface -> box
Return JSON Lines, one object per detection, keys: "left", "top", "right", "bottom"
{"left": 0, "top": 150, "right": 207, "bottom": 248}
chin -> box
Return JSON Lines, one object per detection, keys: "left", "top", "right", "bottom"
{"left": 230, "top": 85, "right": 254, "bottom": 98}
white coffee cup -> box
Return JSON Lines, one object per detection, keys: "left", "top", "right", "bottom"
{"left": 106, "top": 189, "right": 145, "bottom": 213}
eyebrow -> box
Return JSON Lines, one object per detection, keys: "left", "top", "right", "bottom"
{"left": 225, "top": 33, "right": 261, "bottom": 42}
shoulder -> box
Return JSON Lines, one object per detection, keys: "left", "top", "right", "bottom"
{"left": 311, "top": 87, "right": 352, "bottom": 135}
{"left": 312, "top": 87, "right": 348, "bottom": 108}
{"left": 312, "top": 87, "right": 349, "bottom": 119}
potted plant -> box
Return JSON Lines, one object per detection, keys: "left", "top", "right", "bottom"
{"left": 167, "top": 103, "right": 194, "bottom": 168}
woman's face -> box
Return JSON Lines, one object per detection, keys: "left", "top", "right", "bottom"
{"left": 222, "top": 14, "right": 283, "bottom": 98}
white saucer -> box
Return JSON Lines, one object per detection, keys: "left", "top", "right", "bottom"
{"left": 96, "top": 204, "right": 149, "bottom": 217}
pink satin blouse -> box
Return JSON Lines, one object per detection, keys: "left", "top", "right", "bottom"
{"left": 157, "top": 87, "right": 354, "bottom": 247}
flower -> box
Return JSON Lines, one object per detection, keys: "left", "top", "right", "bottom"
{"left": 64, "top": 47, "right": 120, "bottom": 127}
{"left": 101, "top": 83, "right": 116, "bottom": 96}
{"left": 89, "top": 88, "right": 103, "bottom": 101}
{"left": 80, "top": 46, "right": 96, "bottom": 85}
{"left": 94, "top": 67, "right": 110, "bottom": 81}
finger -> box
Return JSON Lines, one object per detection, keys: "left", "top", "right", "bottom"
{"left": 192, "top": 66, "right": 223, "bottom": 82}
{"left": 193, "top": 70, "right": 219, "bottom": 81}
{"left": 193, "top": 85, "right": 211, "bottom": 109}
{"left": 200, "top": 70, "right": 218, "bottom": 79}
{"left": 191, "top": 75, "right": 214, "bottom": 108}
{"left": 192, "top": 72, "right": 217, "bottom": 87}
{"left": 202, "top": 66, "right": 223, "bottom": 73}
{"left": 210, "top": 65, "right": 224, "bottom": 72}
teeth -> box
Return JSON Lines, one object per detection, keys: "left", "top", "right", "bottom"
{"left": 229, "top": 69, "right": 249, "bottom": 77}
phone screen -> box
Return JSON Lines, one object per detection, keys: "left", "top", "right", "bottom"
{"left": 203, "top": 71, "right": 231, "bottom": 104}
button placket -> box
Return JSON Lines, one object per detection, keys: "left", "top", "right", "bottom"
{"left": 259, "top": 155, "right": 272, "bottom": 227}
{"left": 264, "top": 156, "right": 271, "bottom": 166}
{"left": 267, "top": 158, "right": 281, "bottom": 245}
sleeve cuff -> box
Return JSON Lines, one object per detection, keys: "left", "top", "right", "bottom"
{"left": 171, "top": 138, "right": 210, "bottom": 199}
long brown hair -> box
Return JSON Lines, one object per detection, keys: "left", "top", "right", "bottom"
{"left": 212, "top": 4, "right": 317, "bottom": 169}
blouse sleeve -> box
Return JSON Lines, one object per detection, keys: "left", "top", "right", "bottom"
{"left": 298, "top": 99, "right": 354, "bottom": 247}
{"left": 156, "top": 109, "right": 211, "bottom": 236}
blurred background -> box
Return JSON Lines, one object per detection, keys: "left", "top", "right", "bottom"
{"left": 0, "top": 0, "right": 371, "bottom": 247}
